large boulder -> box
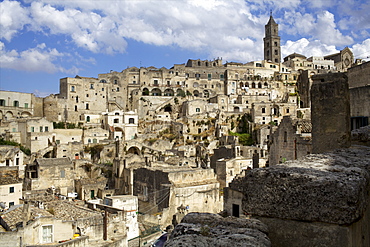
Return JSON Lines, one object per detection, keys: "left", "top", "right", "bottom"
{"left": 165, "top": 212, "right": 270, "bottom": 247}
{"left": 230, "top": 146, "right": 370, "bottom": 225}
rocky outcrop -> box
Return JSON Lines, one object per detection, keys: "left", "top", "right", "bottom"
{"left": 352, "top": 125, "right": 370, "bottom": 146}
{"left": 228, "top": 145, "right": 370, "bottom": 247}
{"left": 165, "top": 212, "right": 270, "bottom": 247}
{"left": 230, "top": 146, "right": 370, "bottom": 225}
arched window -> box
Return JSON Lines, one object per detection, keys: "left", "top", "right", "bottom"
{"left": 71, "top": 86, "right": 75, "bottom": 92}
{"left": 86, "top": 116, "right": 90, "bottom": 122}
{"left": 13, "top": 101, "right": 19, "bottom": 107}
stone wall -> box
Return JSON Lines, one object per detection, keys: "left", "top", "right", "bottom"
{"left": 311, "top": 73, "right": 350, "bottom": 153}
{"left": 350, "top": 85, "right": 370, "bottom": 129}
{"left": 347, "top": 61, "right": 370, "bottom": 88}
{"left": 228, "top": 146, "right": 370, "bottom": 247}
{"left": 269, "top": 116, "right": 312, "bottom": 165}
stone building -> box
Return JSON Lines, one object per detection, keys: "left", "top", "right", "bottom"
{"left": 0, "top": 91, "right": 43, "bottom": 121}
{"left": 0, "top": 145, "right": 26, "bottom": 178}
{"left": 133, "top": 165, "right": 222, "bottom": 226}
{"left": 264, "top": 14, "right": 281, "bottom": 63}
{"left": 103, "top": 195, "right": 140, "bottom": 240}
{"left": 0, "top": 175, "right": 22, "bottom": 210}
{"left": 0, "top": 203, "right": 79, "bottom": 247}
{"left": 268, "top": 116, "right": 312, "bottom": 166}
{"left": 347, "top": 61, "right": 370, "bottom": 129}
{"left": 24, "top": 158, "right": 75, "bottom": 195}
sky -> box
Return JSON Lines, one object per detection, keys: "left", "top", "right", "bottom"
{"left": 0, "top": 0, "right": 369, "bottom": 97}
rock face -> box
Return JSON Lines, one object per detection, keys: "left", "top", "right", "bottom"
{"left": 165, "top": 213, "right": 271, "bottom": 247}
{"left": 228, "top": 145, "right": 370, "bottom": 247}
{"left": 230, "top": 146, "right": 370, "bottom": 225}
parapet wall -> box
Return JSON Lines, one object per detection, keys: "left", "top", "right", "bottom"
{"left": 229, "top": 145, "right": 370, "bottom": 247}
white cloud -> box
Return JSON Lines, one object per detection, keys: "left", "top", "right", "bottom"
{"left": 282, "top": 38, "right": 339, "bottom": 58}
{"left": 0, "top": 0, "right": 30, "bottom": 41}
{"left": 314, "top": 11, "right": 353, "bottom": 46}
{"left": 0, "top": 41, "right": 78, "bottom": 74}
{"left": 351, "top": 39, "right": 370, "bottom": 61}
{"left": 0, "top": 0, "right": 368, "bottom": 70}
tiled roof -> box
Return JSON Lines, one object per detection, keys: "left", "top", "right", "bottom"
{"left": 45, "top": 201, "right": 100, "bottom": 221}
{"left": 0, "top": 145, "right": 20, "bottom": 162}
{"left": 36, "top": 158, "right": 72, "bottom": 166}
{"left": 1, "top": 205, "right": 53, "bottom": 231}
{"left": 0, "top": 177, "right": 22, "bottom": 186}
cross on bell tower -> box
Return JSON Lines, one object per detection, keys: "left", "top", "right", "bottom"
{"left": 263, "top": 13, "right": 281, "bottom": 63}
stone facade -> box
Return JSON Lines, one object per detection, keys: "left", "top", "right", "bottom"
{"left": 269, "top": 116, "right": 312, "bottom": 165}
{"left": 311, "top": 73, "right": 351, "bottom": 153}
{"left": 0, "top": 91, "right": 43, "bottom": 121}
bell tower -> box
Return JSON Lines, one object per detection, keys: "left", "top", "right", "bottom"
{"left": 264, "top": 13, "right": 281, "bottom": 63}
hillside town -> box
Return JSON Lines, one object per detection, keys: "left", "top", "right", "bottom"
{"left": 1, "top": 15, "right": 370, "bottom": 247}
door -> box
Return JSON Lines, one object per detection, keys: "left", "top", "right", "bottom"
{"left": 91, "top": 190, "right": 95, "bottom": 199}
{"left": 232, "top": 204, "right": 240, "bottom": 217}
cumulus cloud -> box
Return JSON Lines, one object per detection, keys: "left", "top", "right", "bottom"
{"left": 351, "top": 39, "right": 370, "bottom": 61}
{"left": 0, "top": 41, "right": 78, "bottom": 74}
{"left": 0, "top": 0, "right": 368, "bottom": 73}
{"left": 282, "top": 38, "right": 339, "bottom": 58}
{"left": 0, "top": 0, "right": 30, "bottom": 41}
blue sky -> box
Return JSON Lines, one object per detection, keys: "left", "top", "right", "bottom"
{"left": 1, "top": 0, "right": 369, "bottom": 96}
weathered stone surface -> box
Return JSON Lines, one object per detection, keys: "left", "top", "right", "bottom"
{"left": 229, "top": 146, "right": 370, "bottom": 225}
{"left": 352, "top": 125, "right": 370, "bottom": 146}
{"left": 165, "top": 213, "right": 270, "bottom": 247}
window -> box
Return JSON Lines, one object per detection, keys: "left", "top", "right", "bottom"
{"left": 286, "top": 108, "right": 290, "bottom": 113}
{"left": 220, "top": 74, "right": 224, "bottom": 80}
{"left": 13, "top": 101, "right": 19, "bottom": 107}
{"left": 60, "top": 170, "right": 65, "bottom": 178}
{"left": 0, "top": 99, "right": 5, "bottom": 106}
{"left": 90, "top": 84, "right": 94, "bottom": 89}
{"left": 42, "top": 225, "right": 53, "bottom": 243}
{"left": 102, "top": 88, "right": 104, "bottom": 91}
{"left": 93, "top": 139, "right": 97, "bottom": 143}
{"left": 116, "top": 87, "right": 120, "bottom": 92}
{"left": 6, "top": 159, "right": 10, "bottom": 166}
{"left": 71, "top": 86, "right": 75, "bottom": 92}
{"left": 284, "top": 131, "right": 287, "bottom": 142}
{"left": 40, "top": 126, "right": 43, "bottom": 132}
{"left": 274, "top": 41, "right": 278, "bottom": 46}
{"left": 114, "top": 118, "right": 119, "bottom": 123}
{"left": 75, "top": 105, "right": 78, "bottom": 111}
{"left": 262, "top": 108, "right": 266, "bottom": 113}
{"left": 154, "top": 79, "right": 158, "bottom": 85}
{"left": 45, "top": 126, "right": 49, "bottom": 132}
{"left": 12, "top": 128, "right": 16, "bottom": 132}
{"left": 208, "top": 74, "right": 211, "bottom": 80}
{"left": 86, "top": 116, "right": 90, "bottom": 122}
{"left": 129, "top": 118, "right": 135, "bottom": 124}
{"left": 196, "top": 108, "right": 200, "bottom": 112}
{"left": 24, "top": 103, "right": 28, "bottom": 108}
{"left": 30, "top": 126, "right": 34, "bottom": 132}
{"left": 86, "top": 94, "right": 89, "bottom": 97}
{"left": 9, "top": 187, "right": 15, "bottom": 193}
{"left": 114, "top": 80, "right": 118, "bottom": 84}
{"left": 16, "top": 158, "right": 19, "bottom": 166}
{"left": 88, "top": 139, "right": 91, "bottom": 143}
{"left": 86, "top": 103, "right": 89, "bottom": 110}
{"left": 9, "top": 202, "right": 14, "bottom": 207}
